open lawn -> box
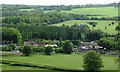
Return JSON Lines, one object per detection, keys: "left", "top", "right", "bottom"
{"left": 44, "top": 7, "right": 118, "bottom": 17}
{"left": 2, "top": 54, "right": 118, "bottom": 70}
{"left": 51, "top": 20, "right": 118, "bottom": 34}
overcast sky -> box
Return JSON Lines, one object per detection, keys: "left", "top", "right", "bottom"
{"left": 0, "top": 0, "right": 119, "bottom": 5}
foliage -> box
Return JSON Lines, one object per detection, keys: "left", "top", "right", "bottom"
{"left": 116, "top": 25, "right": 120, "bottom": 31}
{"left": 87, "top": 22, "right": 97, "bottom": 29}
{"left": 2, "top": 27, "right": 22, "bottom": 44}
{"left": 63, "top": 41, "right": 73, "bottom": 54}
{"left": 2, "top": 12, "right": 88, "bottom": 25}
{"left": 22, "top": 45, "right": 32, "bottom": 56}
{"left": 59, "top": 37, "right": 63, "bottom": 47}
{"left": 8, "top": 43, "right": 16, "bottom": 51}
{"left": 2, "top": 46, "right": 12, "bottom": 51}
{"left": 44, "top": 46, "right": 53, "bottom": 55}
{"left": 83, "top": 50, "right": 103, "bottom": 71}
{"left": 32, "top": 46, "right": 44, "bottom": 53}
{"left": 70, "top": 40, "right": 81, "bottom": 46}
{"left": 116, "top": 38, "right": 120, "bottom": 50}
{"left": 54, "top": 48, "right": 64, "bottom": 53}
{"left": 98, "top": 38, "right": 115, "bottom": 50}
{"left": 86, "top": 30, "right": 107, "bottom": 41}
{"left": 3, "top": 25, "right": 88, "bottom": 40}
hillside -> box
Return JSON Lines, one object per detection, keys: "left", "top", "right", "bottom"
{"left": 44, "top": 7, "right": 118, "bottom": 17}
{"left": 51, "top": 20, "right": 118, "bottom": 34}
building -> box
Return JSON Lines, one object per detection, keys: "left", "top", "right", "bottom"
{"left": 73, "top": 41, "right": 103, "bottom": 53}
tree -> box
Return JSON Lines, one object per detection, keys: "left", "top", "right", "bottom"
{"left": 63, "top": 41, "right": 73, "bottom": 54}
{"left": 111, "top": 22, "right": 115, "bottom": 25}
{"left": 71, "top": 24, "right": 79, "bottom": 27}
{"left": 98, "top": 38, "right": 115, "bottom": 50}
{"left": 86, "top": 30, "right": 105, "bottom": 41}
{"left": 2, "top": 27, "right": 22, "bottom": 44}
{"left": 59, "top": 37, "right": 63, "bottom": 47}
{"left": 116, "top": 38, "right": 120, "bottom": 50}
{"left": 105, "top": 27, "right": 107, "bottom": 29}
{"left": 22, "top": 45, "right": 32, "bottom": 56}
{"left": 87, "top": 22, "right": 97, "bottom": 30}
{"left": 116, "top": 25, "right": 120, "bottom": 31}
{"left": 83, "top": 50, "right": 103, "bottom": 71}
{"left": 44, "top": 46, "right": 53, "bottom": 55}
{"left": 109, "top": 24, "right": 111, "bottom": 26}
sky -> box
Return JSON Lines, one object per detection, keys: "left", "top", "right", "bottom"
{"left": 0, "top": 0, "right": 120, "bottom": 5}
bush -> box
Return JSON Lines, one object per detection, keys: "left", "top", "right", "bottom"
{"left": 8, "top": 43, "right": 16, "bottom": 50}
{"left": 55, "top": 48, "right": 64, "bottom": 53}
{"left": 70, "top": 40, "right": 81, "bottom": 46}
{"left": 63, "top": 41, "right": 73, "bottom": 54}
{"left": 33, "top": 46, "right": 44, "bottom": 53}
{"left": 2, "top": 46, "right": 12, "bottom": 51}
{"left": 86, "top": 30, "right": 106, "bottom": 41}
{"left": 98, "top": 38, "right": 115, "bottom": 50}
{"left": 83, "top": 50, "right": 103, "bottom": 71}
{"left": 22, "top": 45, "right": 32, "bottom": 56}
{"left": 44, "top": 46, "right": 53, "bottom": 55}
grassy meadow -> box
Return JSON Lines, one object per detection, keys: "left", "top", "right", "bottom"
{"left": 1, "top": 64, "right": 47, "bottom": 70}
{"left": 51, "top": 20, "right": 118, "bottom": 34}
{"left": 18, "top": 9, "right": 34, "bottom": 11}
{"left": 44, "top": 7, "right": 118, "bottom": 17}
{"left": 2, "top": 54, "right": 118, "bottom": 70}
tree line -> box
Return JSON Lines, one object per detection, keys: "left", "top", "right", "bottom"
{"left": 2, "top": 12, "right": 89, "bottom": 25}
{"left": 2, "top": 12, "right": 118, "bottom": 26}
{"left": 3, "top": 25, "right": 88, "bottom": 41}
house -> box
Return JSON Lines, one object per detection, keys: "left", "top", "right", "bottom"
{"left": 80, "top": 41, "right": 103, "bottom": 50}
{"left": 24, "top": 41, "right": 47, "bottom": 46}
{"left": 73, "top": 41, "right": 103, "bottom": 53}
{"left": 45, "top": 44, "right": 58, "bottom": 48}
{"left": 24, "top": 41, "right": 58, "bottom": 48}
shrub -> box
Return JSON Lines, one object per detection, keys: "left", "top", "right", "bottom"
{"left": 44, "top": 46, "right": 53, "bottom": 55}
{"left": 2, "top": 46, "right": 12, "bottom": 51}
{"left": 33, "top": 46, "right": 44, "bottom": 53}
{"left": 8, "top": 43, "right": 16, "bottom": 51}
{"left": 83, "top": 50, "right": 103, "bottom": 71}
{"left": 63, "top": 41, "right": 73, "bottom": 54}
{"left": 55, "top": 48, "right": 64, "bottom": 53}
{"left": 98, "top": 38, "right": 115, "bottom": 50}
{"left": 1, "top": 46, "right": 9, "bottom": 51}
{"left": 22, "top": 45, "right": 32, "bottom": 56}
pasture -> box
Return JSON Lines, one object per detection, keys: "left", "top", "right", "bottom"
{"left": 18, "top": 9, "right": 34, "bottom": 11}
{"left": 51, "top": 20, "right": 118, "bottom": 34}
{"left": 44, "top": 7, "right": 118, "bottom": 17}
{"left": 2, "top": 54, "right": 118, "bottom": 70}
{"left": 1, "top": 64, "right": 47, "bottom": 70}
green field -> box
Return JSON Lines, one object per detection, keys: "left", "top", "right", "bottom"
{"left": 2, "top": 54, "right": 118, "bottom": 70}
{"left": 51, "top": 20, "right": 118, "bottom": 34}
{"left": 1, "top": 64, "right": 47, "bottom": 70}
{"left": 44, "top": 7, "right": 118, "bottom": 17}
{"left": 18, "top": 9, "right": 34, "bottom": 11}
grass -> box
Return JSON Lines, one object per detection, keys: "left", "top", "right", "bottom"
{"left": 62, "top": 7, "right": 118, "bottom": 17}
{"left": 1, "top": 64, "right": 47, "bottom": 70}
{"left": 2, "top": 54, "right": 118, "bottom": 70}
{"left": 51, "top": 20, "right": 118, "bottom": 34}
{"left": 18, "top": 9, "right": 34, "bottom": 11}
{"left": 44, "top": 7, "right": 118, "bottom": 17}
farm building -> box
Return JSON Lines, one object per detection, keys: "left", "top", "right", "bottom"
{"left": 73, "top": 41, "right": 103, "bottom": 53}
{"left": 24, "top": 41, "right": 47, "bottom": 46}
